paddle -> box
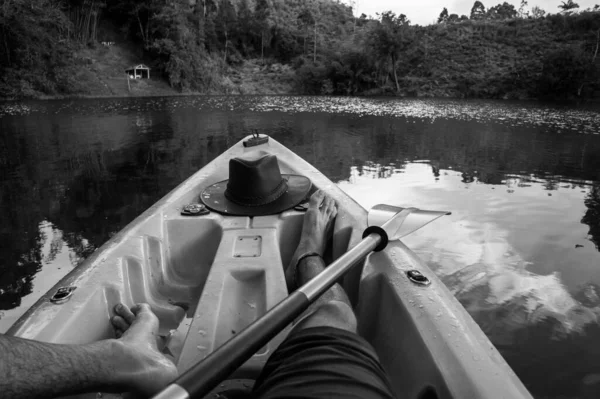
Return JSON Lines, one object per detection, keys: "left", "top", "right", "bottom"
{"left": 151, "top": 205, "right": 450, "bottom": 399}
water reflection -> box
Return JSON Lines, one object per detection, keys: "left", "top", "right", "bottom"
{"left": 1, "top": 96, "right": 600, "bottom": 398}
{"left": 583, "top": 186, "right": 600, "bottom": 251}
{"left": 341, "top": 163, "right": 600, "bottom": 398}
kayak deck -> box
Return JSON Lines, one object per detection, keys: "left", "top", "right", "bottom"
{"left": 6, "top": 136, "right": 532, "bottom": 399}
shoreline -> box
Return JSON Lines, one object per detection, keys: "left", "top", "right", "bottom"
{"left": 0, "top": 91, "right": 305, "bottom": 103}
{"left": 3, "top": 92, "right": 598, "bottom": 105}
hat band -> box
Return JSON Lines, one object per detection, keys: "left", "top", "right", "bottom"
{"left": 224, "top": 178, "right": 288, "bottom": 207}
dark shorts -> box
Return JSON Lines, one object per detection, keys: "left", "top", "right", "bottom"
{"left": 252, "top": 327, "right": 396, "bottom": 399}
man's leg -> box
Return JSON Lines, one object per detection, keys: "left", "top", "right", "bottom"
{"left": 253, "top": 190, "right": 395, "bottom": 399}
{"left": 285, "top": 189, "right": 356, "bottom": 333}
{"left": 0, "top": 303, "right": 177, "bottom": 398}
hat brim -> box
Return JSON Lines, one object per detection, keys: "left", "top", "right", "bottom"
{"left": 200, "top": 175, "right": 312, "bottom": 216}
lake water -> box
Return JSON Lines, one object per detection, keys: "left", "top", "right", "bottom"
{"left": 1, "top": 96, "right": 600, "bottom": 398}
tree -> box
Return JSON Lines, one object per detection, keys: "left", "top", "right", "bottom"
{"left": 448, "top": 14, "right": 460, "bottom": 22}
{"left": 487, "top": 2, "right": 518, "bottom": 19}
{"left": 471, "top": 0, "right": 485, "bottom": 19}
{"left": 579, "top": 28, "right": 600, "bottom": 96}
{"left": 308, "top": 2, "right": 322, "bottom": 63}
{"left": 192, "top": 0, "right": 205, "bottom": 48}
{"left": 146, "top": 0, "right": 203, "bottom": 91}
{"left": 214, "top": 0, "right": 236, "bottom": 62}
{"left": 130, "top": 0, "right": 161, "bottom": 49}
{"left": 254, "top": 0, "right": 271, "bottom": 63}
{"left": 537, "top": 47, "right": 591, "bottom": 97}
{"left": 470, "top": 1, "right": 486, "bottom": 19}
{"left": 0, "top": 0, "right": 72, "bottom": 94}
{"left": 66, "top": 0, "right": 105, "bottom": 44}
{"left": 235, "top": 0, "right": 253, "bottom": 54}
{"left": 558, "top": 0, "right": 579, "bottom": 13}
{"left": 201, "top": 0, "right": 219, "bottom": 52}
{"left": 270, "top": 25, "right": 298, "bottom": 62}
{"left": 204, "top": 17, "right": 219, "bottom": 52}
{"left": 297, "top": 8, "right": 315, "bottom": 57}
{"left": 518, "top": 0, "right": 529, "bottom": 18}
{"left": 327, "top": 46, "right": 377, "bottom": 94}
{"left": 367, "top": 11, "right": 411, "bottom": 92}
{"left": 531, "top": 6, "right": 546, "bottom": 18}
{"left": 438, "top": 8, "right": 449, "bottom": 23}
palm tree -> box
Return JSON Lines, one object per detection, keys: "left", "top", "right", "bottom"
{"left": 558, "top": 0, "right": 580, "bottom": 12}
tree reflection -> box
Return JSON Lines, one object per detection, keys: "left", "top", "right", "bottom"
{"left": 0, "top": 128, "right": 44, "bottom": 310}
{"left": 583, "top": 185, "right": 600, "bottom": 250}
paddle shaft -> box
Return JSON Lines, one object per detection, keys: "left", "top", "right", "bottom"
{"left": 152, "top": 231, "right": 383, "bottom": 399}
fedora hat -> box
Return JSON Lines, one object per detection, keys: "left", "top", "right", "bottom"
{"left": 200, "top": 154, "right": 312, "bottom": 216}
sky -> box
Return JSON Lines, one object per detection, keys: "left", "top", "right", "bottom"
{"left": 353, "top": 0, "right": 600, "bottom": 26}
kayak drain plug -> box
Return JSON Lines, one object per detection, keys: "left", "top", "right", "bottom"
{"left": 181, "top": 204, "right": 210, "bottom": 216}
{"left": 407, "top": 270, "right": 431, "bottom": 286}
{"left": 50, "top": 286, "right": 77, "bottom": 304}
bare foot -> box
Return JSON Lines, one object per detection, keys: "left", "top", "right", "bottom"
{"left": 110, "top": 303, "right": 178, "bottom": 396}
{"left": 286, "top": 190, "right": 338, "bottom": 289}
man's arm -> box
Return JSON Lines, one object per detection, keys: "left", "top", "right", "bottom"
{"left": 0, "top": 334, "right": 126, "bottom": 399}
{"left": 0, "top": 303, "right": 177, "bottom": 399}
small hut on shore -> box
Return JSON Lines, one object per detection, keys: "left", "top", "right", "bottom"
{"left": 125, "top": 64, "right": 150, "bottom": 79}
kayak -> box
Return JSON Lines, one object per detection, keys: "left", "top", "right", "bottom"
{"left": 6, "top": 135, "right": 532, "bottom": 399}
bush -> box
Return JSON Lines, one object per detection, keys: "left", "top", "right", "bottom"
{"left": 537, "top": 47, "right": 593, "bottom": 98}
{"left": 296, "top": 60, "right": 329, "bottom": 94}
{"left": 321, "top": 79, "right": 334, "bottom": 94}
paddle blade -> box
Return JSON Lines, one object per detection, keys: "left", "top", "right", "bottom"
{"left": 368, "top": 204, "right": 451, "bottom": 240}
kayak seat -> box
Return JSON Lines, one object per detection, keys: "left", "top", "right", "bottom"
{"left": 120, "top": 217, "right": 223, "bottom": 335}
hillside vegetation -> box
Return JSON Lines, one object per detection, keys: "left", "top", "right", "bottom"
{"left": 395, "top": 12, "right": 600, "bottom": 99}
{"left": 300, "top": 3, "right": 600, "bottom": 100}
{"left": 0, "top": 0, "right": 599, "bottom": 100}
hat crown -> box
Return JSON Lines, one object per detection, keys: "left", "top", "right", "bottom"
{"left": 225, "top": 155, "right": 288, "bottom": 206}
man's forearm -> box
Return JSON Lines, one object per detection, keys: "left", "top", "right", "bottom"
{"left": 0, "top": 334, "right": 125, "bottom": 399}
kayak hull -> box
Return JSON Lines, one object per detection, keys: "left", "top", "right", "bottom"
{"left": 6, "top": 136, "right": 532, "bottom": 399}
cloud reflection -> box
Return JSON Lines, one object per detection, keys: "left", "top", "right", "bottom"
{"left": 340, "top": 161, "right": 600, "bottom": 339}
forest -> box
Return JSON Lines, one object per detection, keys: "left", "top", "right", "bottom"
{"left": 0, "top": 0, "right": 599, "bottom": 99}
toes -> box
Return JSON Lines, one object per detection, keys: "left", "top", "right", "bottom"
{"left": 327, "top": 201, "right": 338, "bottom": 217}
{"left": 112, "top": 315, "right": 130, "bottom": 331}
{"left": 114, "top": 303, "right": 136, "bottom": 324}
{"left": 325, "top": 197, "right": 336, "bottom": 212}
{"left": 322, "top": 196, "right": 336, "bottom": 217}
{"left": 309, "top": 190, "right": 325, "bottom": 207}
{"left": 322, "top": 196, "right": 332, "bottom": 209}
